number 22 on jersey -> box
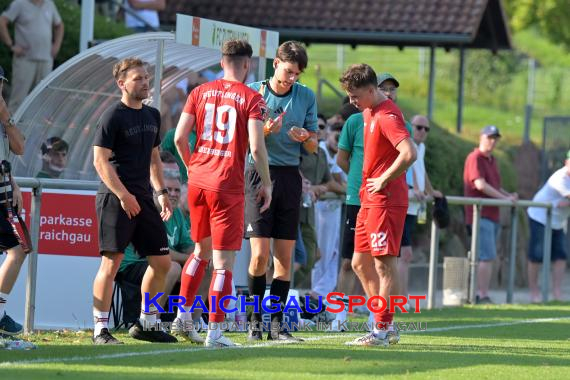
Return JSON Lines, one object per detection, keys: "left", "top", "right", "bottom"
{"left": 201, "top": 103, "right": 237, "bottom": 144}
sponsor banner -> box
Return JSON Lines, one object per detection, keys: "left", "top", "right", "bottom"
{"left": 176, "top": 14, "right": 279, "bottom": 58}
{"left": 21, "top": 189, "right": 98, "bottom": 257}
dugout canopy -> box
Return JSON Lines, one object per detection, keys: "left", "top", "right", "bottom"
{"left": 10, "top": 15, "right": 279, "bottom": 180}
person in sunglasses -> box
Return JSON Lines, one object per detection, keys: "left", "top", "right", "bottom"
{"left": 398, "top": 115, "right": 442, "bottom": 310}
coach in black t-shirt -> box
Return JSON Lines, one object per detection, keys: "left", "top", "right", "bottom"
{"left": 91, "top": 57, "right": 176, "bottom": 345}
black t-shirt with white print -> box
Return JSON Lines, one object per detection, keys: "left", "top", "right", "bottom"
{"left": 93, "top": 102, "right": 161, "bottom": 198}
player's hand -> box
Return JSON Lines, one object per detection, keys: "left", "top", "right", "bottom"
{"left": 158, "top": 193, "right": 172, "bottom": 221}
{"left": 11, "top": 181, "right": 23, "bottom": 216}
{"left": 257, "top": 184, "right": 272, "bottom": 213}
{"left": 557, "top": 199, "right": 570, "bottom": 208}
{"left": 288, "top": 126, "right": 309, "bottom": 142}
{"left": 119, "top": 192, "right": 141, "bottom": 219}
{"left": 366, "top": 176, "right": 388, "bottom": 194}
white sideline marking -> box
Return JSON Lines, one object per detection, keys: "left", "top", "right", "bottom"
{"left": 2, "top": 317, "right": 569, "bottom": 367}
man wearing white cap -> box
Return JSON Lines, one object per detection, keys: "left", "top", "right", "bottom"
{"left": 463, "top": 125, "right": 517, "bottom": 304}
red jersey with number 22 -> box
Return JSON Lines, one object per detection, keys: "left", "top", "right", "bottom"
{"left": 360, "top": 99, "right": 410, "bottom": 208}
{"left": 183, "top": 79, "right": 266, "bottom": 194}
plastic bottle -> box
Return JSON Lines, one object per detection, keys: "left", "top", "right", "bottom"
{"left": 2, "top": 339, "right": 37, "bottom": 350}
{"left": 417, "top": 202, "right": 427, "bottom": 224}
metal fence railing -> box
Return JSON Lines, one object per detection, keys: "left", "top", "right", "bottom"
{"left": 13, "top": 177, "right": 556, "bottom": 331}
{"left": 427, "top": 196, "right": 553, "bottom": 309}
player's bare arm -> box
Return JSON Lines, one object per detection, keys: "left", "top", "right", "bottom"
{"left": 93, "top": 145, "right": 141, "bottom": 219}
{"left": 174, "top": 112, "right": 196, "bottom": 171}
{"left": 150, "top": 146, "right": 172, "bottom": 221}
{"left": 366, "top": 137, "right": 417, "bottom": 193}
{"left": 248, "top": 118, "right": 272, "bottom": 212}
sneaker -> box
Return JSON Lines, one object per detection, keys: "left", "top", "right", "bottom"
{"left": 345, "top": 332, "right": 389, "bottom": 347}
{"left": 92, "top": 328, "right": 124, "bottom": 345}
{"left": 0, "top": 313, "right": 23, "bottom": 336}
{"left": 171, "top": 318, "right": 204, "bottom": 344}
{"left": 267, "top": 330, "right": 304, "bottom": 342}
{"left": 204, "top": 334, "right": 240, "bottom": 348}
{"left": 129, "top": 320, "right": 178, "bottom": 343}
{"left": 247, "top": 327, "right": 262, "bottom": 341}
{"left": 387, "top": 329, "right": 400, "bottom": 345}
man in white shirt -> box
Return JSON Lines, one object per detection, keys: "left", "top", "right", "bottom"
{"left": 124, "top": 0, "right": 165, "bottom": 32}
{"left": 398, "top": 115, "right": 441, "bottom": 305}
{"left": 527, "top": 152, "right": 570, "bottom": 302}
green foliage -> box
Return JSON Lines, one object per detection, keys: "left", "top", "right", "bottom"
{"left": 0, "top": 0, "right": 130, "bottom": 79}
{"left": 504, "top": 0, "right": 570, "bottom": 51}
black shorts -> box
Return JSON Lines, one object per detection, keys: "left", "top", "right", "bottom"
{"left": 244, "top": 165, "right": 301, "bottom": 240}
{"left": 341, "top": 204, "right": 360, "bottom": 260}
{"left": 0, "top": 205, "right": 20, "bottom": 252}
{"left": 119, "top": 261, "right": 148, "bottom": 285}
{"left": 400, "top": 214, "right": 417, "bottom": 247}
{"left": 96, "top": 192, "right": 169, "bottom": 257}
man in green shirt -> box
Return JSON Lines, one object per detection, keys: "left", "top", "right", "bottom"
{"left": 160, "top": 128, "right": 196, "bottom": 184}
{"left": 116, "top": 171, "right": 193, "bottom": 323}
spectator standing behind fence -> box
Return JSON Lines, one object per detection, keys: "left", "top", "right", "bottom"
{"left": 398, "top": 115, "right": 442, "bottom": 308}
{"left": 336, "top": 111, "right": 365, "bottom": 298}
{"left": 463, "top": 125, "right": 517, "bottom": 304}
{"left": 527, "top": 151, "right": 570, "bottom": 302}
{"left": 312, "top": 123, "right": 346, "bottom": 297}
{"left": 124, "top": 0, "right": 165, "bottom": 32}
{"left": 0, "top": 65, "right": 26, "bottom": 337}
{"left": 0, "top": 0, "right": 64, "bottom": 113}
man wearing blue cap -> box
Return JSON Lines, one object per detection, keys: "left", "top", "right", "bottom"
{"left": 0, "top": 64, "right": 27, "bottom": 336}
{"left": 463, "top": 125, "right": 517, "bottom": 304}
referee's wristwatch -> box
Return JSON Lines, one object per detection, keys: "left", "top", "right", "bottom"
{"left": 157, "top": 188, "right": 169, "bottom": 196}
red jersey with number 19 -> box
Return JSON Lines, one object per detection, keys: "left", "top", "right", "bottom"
{"left": 360, "top": 99, "right": 410, "bottom": 208}
{"left": 183, "top": 79, "right": 266, "bottom": 194}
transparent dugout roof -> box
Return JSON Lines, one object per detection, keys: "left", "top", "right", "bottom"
{"left": 10, "top": 32, "right": 237, "bottom": 180}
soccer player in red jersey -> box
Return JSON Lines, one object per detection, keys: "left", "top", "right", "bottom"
{"left": 340, "top": 64, "right": 417, "bottom": 347}
{"left": 173, "top": 40, "right": 272, "bottom": 348}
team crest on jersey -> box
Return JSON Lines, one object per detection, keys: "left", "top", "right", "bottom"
{"left": 259, "top": 104, "right": 268, "bottom": 120}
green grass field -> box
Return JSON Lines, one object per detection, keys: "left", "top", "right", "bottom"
{"left": 2, "top": 303, "right": 569, "bottom": 379}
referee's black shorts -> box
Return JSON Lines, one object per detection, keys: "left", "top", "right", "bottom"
{"left": 244, "top": 165, "right": 301, "bottom": 241}
{"left": 96, "top": 192, "right": 169, "bottom": 257}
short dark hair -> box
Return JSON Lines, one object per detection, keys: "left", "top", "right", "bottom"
{"left": 276, "top": 41, "right": 308, "bottom": 71}
{"left": 339, "top": 64, "right": 377, "bottom": 91}
{"left": 41, "top": 137, "right": 68, "bottom": 154}
{"left": 113, "top": 57, "right": 145, "bottom": 81}
{"left": 222, "top": 39, "right": 253, "bottom": 65}
{"left": 329, "top": 122, "right": 343, "bottom": 132}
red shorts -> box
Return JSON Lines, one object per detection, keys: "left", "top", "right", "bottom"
{"left": 188, "top": 185, "right": 244, "bottom": 251}
{"left": 354, "top": 206, "right": 407, "bottom": 256}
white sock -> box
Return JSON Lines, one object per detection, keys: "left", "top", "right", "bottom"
{"left": 207, "top": 322, "right": 222, "bottom": 340}
{"left": 93, "top": 309, "right": 109, "bottom": 336}
{"left": 140, "top": 303, "right": 158, "bottom": 326}
{"left": 177, "top": 305, "right": 191, "bottom": 321}
{"left": 373, "top": 320, "right": 388, "bottom": 338}
{"left": 0, "top": 291, "right": 8, "bottom": 317}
